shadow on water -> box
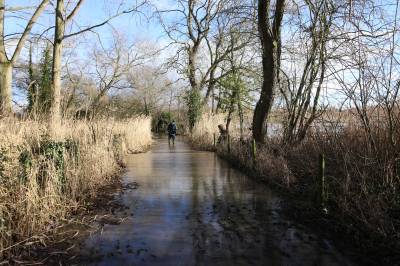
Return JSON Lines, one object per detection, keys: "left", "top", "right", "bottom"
{"left": 81, "top": 137, "right": 354, "bottom": 266}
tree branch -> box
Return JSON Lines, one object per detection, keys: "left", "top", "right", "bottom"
{"left": 11, "top": 0, "right": 49, "bottom": 64}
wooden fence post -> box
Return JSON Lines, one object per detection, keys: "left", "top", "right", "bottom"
{"left": 319, "top": 153, "right": 327, "bottom": 214}
{"left": 252, "top": 139, "right": 256, "bottom": 159}
{"left": 227, "top": 134, "right": 231, "bottom": 153}
{"left": 251, "top": 139, "right": 256, "bottom": 169}
{"left": 213, "top": 133, "right": 216, "bottom": 148}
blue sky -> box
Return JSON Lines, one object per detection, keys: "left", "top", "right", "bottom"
{"left": 5, "top": 0, "right": 171, "bottom": 56}
{"left": 5, "top": 0, "right": 400, "bottom": 109}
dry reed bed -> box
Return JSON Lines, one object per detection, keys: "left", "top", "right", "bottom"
{"left": 0, "top": 117, "right": 152, "bottom": 259}
{"left": 190, "top": 113, "right": 225, "bottom": 149}
{"left": 190, "top": 114, "right": 400, "bottom": 260}
{"left": 189, "top": 113, "right": 249, "bottom": 149}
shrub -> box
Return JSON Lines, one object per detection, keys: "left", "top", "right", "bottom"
{"left": 189, "top": 113, "right": 400, "bottom": 258}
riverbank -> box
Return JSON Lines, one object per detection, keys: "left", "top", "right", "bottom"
{"left": 188, "top": 130, "right": 400, "bottom": 266}
{"left": 0, "top": 117, "right": 152, "bottom": 263}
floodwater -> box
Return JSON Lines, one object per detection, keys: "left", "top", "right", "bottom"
{"left": 82, "top": 138, "right": 354, "bottom": 266}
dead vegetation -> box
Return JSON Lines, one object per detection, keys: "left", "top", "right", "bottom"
{"left": 190, "top": 113, "right": 400, "bottom": 262}
{"left": 0, "top": 117, "right": 152, "bottom": 261}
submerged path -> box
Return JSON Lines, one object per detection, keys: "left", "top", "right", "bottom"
{"left": 81, "top": 138, "right": 354, "bottom": 266}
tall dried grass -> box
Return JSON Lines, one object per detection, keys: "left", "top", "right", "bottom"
{"left": 190, "top": 113, "right": 243, "bottom": 149}
{"left": 0, "top": 117, "right": 152, "bottom": 259}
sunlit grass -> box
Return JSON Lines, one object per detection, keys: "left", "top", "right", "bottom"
{"left": 0, "top": 117, "right": 152, "bottom": 258}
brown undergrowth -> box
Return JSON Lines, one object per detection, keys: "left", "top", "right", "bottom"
{"left": 189, "top": 114, "right": 400, "bottom": 265}
{"left": 0, "top": 117, "right": 152, "bottom": 262}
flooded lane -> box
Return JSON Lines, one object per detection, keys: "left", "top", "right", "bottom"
{"left": 82, "top": 138, "right": 353, "bottom": 266}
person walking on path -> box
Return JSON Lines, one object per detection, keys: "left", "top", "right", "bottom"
{"left": 167, "top": 120, "right": 177, "bottom": 145}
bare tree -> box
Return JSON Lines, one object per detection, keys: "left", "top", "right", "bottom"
{"left": 0, "top": 0, "right": 49, "bottom": 116}
{"left": 281, "top": 0, "right": 335, "bottom": 144}
{"left": 158, "top": 0, "right": 223, "bottom": 130}
{"left": 50, "top": 0, "right": 145, "bottom": 127}
{"left": 203, "top": 2, "right": 254, "bottom": 110}
{"left": 88, "top": 35, "right": 143, "bottom": 117}
{"left": 327, "top": 0, "right": 398, "bottom": 151}
{"left": 127, "top": 65, "right": 172, "bottom": 116}
{"left": 159, "top": 0, "right": 253, "bottom": 130}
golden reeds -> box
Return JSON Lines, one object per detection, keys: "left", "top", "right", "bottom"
{"left": 0, "top": 117, "right": 152, "bottom": 259}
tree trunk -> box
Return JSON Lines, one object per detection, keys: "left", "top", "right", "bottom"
{"left": 188, "top": 46, "right": 198, "bottom": 91}
{"left": 216, "top": 89, "right": 222, "bottom": 114}
{"left": 50, "top": 0, "right": 65, "bottom": 128}
{"left": 187, "top": 44, "right": 202, "bottom": 132}
{"left": 0, "top": 62, "right": 12, "bottom": 116}
{"left": 0, "top": 0, "right": 11, "bottom": 116}
{"left": 144, "top": 97, "right": 149, "bottom": 116}
{"left": 0, "top": 0, "right": 49, "bottom": 117}
{"left": 252, "top": 0, "right": 285, "bottom": 143}
{"left": 225, "top": 89, "right": 237, "bottom": 134}
{"left": 203, "top": 77, "right": 216, "bottom": 110}
{"left": 238, "top": 97, "right": 244, "bottom": 139}
{"left": 28, "top": 42, "right": 39, "bottom": 115}
{"left": 211, "top": 83, "right": 215, "bottom": 113}
{"left": 252, "top": 45, "right": 278, "bottom": 143}
{"left": 202, "top": 65, "right": 216, "bottom": 108}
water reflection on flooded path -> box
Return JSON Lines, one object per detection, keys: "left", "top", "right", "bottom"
{"left": 82, "top": 138, "right": 354, "bottom": 266}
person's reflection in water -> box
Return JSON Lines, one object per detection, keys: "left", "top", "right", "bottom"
{"left": 169, "top": 143, "right": 176, "bottom": 151}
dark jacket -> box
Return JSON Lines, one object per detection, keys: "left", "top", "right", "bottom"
{"left": 167, "top": 122, "right": 177, "bottom": 135}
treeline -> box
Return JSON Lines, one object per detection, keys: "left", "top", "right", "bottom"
{"left": 0, "top": 0, "right": 157, "bottom": 126}
{"left": 17, "top": 37, "right": 173, "bottom": 121}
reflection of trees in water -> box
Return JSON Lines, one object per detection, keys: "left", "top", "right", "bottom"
{"left": 183, "top": 146, "right": 348, "bottom": 265}
{"left": 81, "top": 141, "right": 351, "bottom": 265}
{"left": 189, "top": 152, "right": 201, "bottom": 264}
{"left": 187, "top": 152, "right": 283, "bottom": 264}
